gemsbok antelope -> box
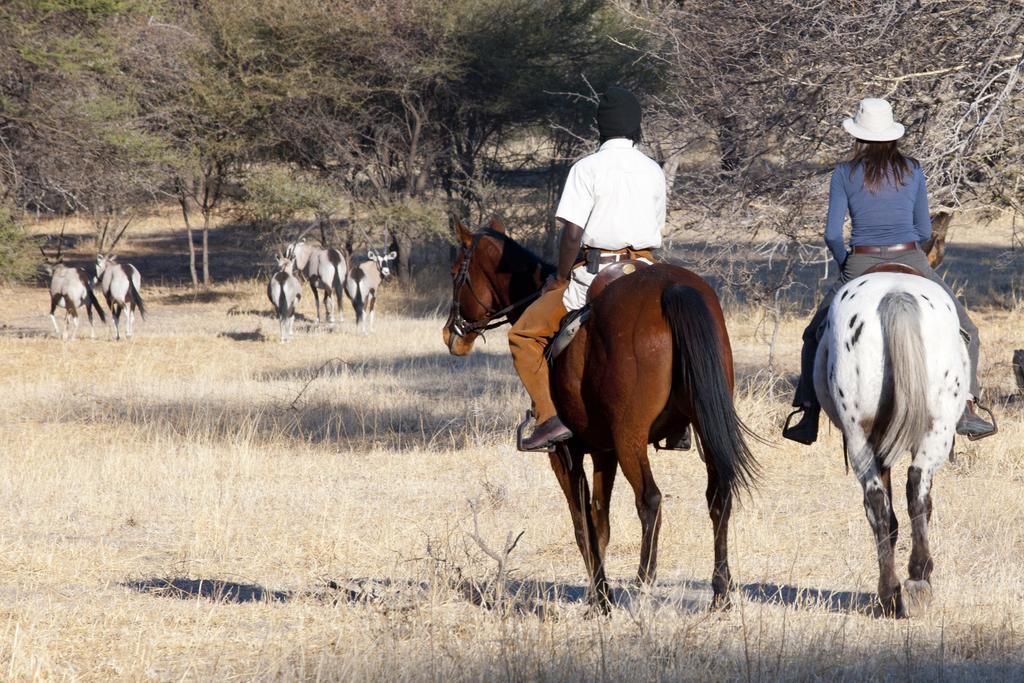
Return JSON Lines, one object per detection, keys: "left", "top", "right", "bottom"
{"left": 267, "top": 255, "right": 302, "bottom": 342}
{"left": 95, "top": 254, "right": 145, "bottom": 340}
{"left": 40, "top": 241, "right": 106, "bottom": 340}
{"left": 286, "top": 239, "right": 347, "bottom": 325}
{"left": 345, "top": 248, "right": 396, "bottom": 334}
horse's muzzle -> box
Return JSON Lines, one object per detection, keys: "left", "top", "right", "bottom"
{"left": 442, "top": 324, "right": 476, "bottom": 356}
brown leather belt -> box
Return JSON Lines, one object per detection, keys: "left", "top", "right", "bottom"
{"left": 584, "top": 247, "right": 654, "bottom": 264}
{"left": 851, "top": 242, "right": 918, "bottom": 255}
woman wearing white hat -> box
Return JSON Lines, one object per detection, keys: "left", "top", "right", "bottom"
{"left": 783, "top": 97, "right": 994, "bottom": 444}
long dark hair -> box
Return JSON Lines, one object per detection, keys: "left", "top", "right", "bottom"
{"left": 849, "top": 140, "right": 915, "bottom": 192}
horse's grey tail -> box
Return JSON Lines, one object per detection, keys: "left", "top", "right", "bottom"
{"left": 875, "top": 291, "right": 930, "bottom": 468}
{"left": 128, "top": 278, "right": 146, "bottom": 319}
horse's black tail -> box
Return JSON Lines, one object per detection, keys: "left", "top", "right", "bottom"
{"left": 128, "top": 277, "right": 146, "bottom": 320}
{"left": 662, "top": 284, "right": 759, "bottom": 502}
{"left": 87, "top": 286, "right": 106, "bottom": 323}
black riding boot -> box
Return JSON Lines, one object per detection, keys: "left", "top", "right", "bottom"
{"left": 956, "top": 400, "right": 996, "bottom": 440}
{"left": 656, "top": 424, "right": 692, "bottom": 451}
{"left": 783, "top": 404, "right": 820, "bottom": 445}
{"left": 784, "top": 307, "right": 829, "bottom": 445}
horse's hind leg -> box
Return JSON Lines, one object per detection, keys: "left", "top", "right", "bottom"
{"left": 549, "top": 445, "right": 609, "bottom": 611}
{"left": 705, "top": 460, "right": 734, "bottom": 608}
{"left": 615, "top": 435, "right": 662, "bottom": 586}
{"left": 904, "top": 429, "right": 950, "bottom": 615}
{"left": 848, "top": 431, "right": 904, "bottom": 616}
{"left": 880, "top": 468, "right": 899, "bottom": 552}
{"left": 861, "top": 465, "right": 904, "bottom": 617}
{"left": 589, "top": 451, "right": 616, "bottom": 571}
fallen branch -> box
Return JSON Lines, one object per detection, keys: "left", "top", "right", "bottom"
{"left": 288, "top": 357, "right": 349, "bottom": 411}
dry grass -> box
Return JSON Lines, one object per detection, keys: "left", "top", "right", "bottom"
{"left": 0, "top": 213, "right": 1023, "bottom": 681}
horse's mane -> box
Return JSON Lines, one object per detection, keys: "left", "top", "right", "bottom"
{"left": 483, "top": 229, "right": 555, "bottom": 277}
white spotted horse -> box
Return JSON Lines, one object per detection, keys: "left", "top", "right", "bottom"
{"left": 815, "top": 263, "right": 971, "bottom": 617}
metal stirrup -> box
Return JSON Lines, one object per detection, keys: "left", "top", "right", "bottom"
{"left": 515, "top": 410, "right": 556, "bottom": 452}
{"left": 782, "top": 407, "right": 806, "bottom": 433}
{"left": 966, "top": 401, "right": 998, "bottom": 442}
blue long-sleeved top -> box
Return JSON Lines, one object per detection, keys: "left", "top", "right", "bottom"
{"left": 824, "top": 161, "right": 932, "bottom": 265}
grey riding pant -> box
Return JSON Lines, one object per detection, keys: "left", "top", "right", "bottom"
{"left": 793, "top": 248, "right": 981, "bottom": 407}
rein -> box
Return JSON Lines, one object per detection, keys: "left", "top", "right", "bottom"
{"left": 447, "top": 228, "right": 543, "bottom": 340}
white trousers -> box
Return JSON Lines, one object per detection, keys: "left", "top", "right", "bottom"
{"left": 562, "top": 258, "right": 654, "bottom": 311}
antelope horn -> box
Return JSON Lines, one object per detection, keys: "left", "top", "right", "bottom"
{"left": 108, "top": 215, "right": 133, "bottom": 251}
{"left": 55, "top": 222, "right": 66, "bottom": 261}
{"left": 97, "top": 216, "right": 110, "bottom": 252}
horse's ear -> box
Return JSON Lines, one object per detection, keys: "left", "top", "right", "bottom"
{"left": 487, "top": 215, "right": 507, "bottom": 234}
{"left": 453, "top": 217, "right": 474, "bottom": 246}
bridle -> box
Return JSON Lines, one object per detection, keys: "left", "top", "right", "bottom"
{"left": 446, "top": 228, "right": 542, "bottom": 342}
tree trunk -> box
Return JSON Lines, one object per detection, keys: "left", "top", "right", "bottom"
{"left": 201, "top": 211, "right": 211, "bottom": 286}
{"left": 661, "top": 148, "right": 683, "bottom": 197}
{"left": 717, "top": 114, "right": 742, "bottom": 175}
{"left": 389, "top": 232, "right": 412, "bottom": 282}
{"left": 1013, "top": 349, "right": 1024, "bottom": 392}
{"left": 544, "top": 159, "right": 570, "bottom": 260}
{"left": 922, "top": 211, "right": 953, "bottom": 268}
{"left": 413, "top": 165, "right": 430, "bottom": 196}
{"left": 317, "top": 213, "right": 331, "bottom": 247}
{"left": 179, "top": 196, "right": 199, "bottom": 288}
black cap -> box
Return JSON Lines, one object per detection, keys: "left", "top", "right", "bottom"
{"left": 597, "top": 86, "right": 641, "bottom": 140}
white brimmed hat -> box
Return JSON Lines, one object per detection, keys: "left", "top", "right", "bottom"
{"left": 842, "top": 98, "right": 905, "bottom": 142}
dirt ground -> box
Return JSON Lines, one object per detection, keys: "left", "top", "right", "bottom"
{"left": 0, "top": 211, "right": 1022, "bottom": 680}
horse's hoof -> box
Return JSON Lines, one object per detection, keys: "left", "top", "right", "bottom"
{"left": 585, "top": 599, "right": 612, "bottom": 619}
{"left": 876, "top": 589, "right": 906, "bottom": 618}
{"left": 710, "top": 592, "right": 732, "bottom": 611}
{"left": 903, "top": 579, "right": 932, "bottom": 617}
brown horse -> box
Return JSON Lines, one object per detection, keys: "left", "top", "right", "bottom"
{"left": 442, "top": 217, "right": 758, "bottom": 610}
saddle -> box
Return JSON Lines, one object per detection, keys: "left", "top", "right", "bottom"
{"left": 861, "top": 262, "right": 925, "bottom": 277}
{"left": 545, "top": 260, "right": 651, "bottom": 363}
{"left": 815, "top": 262, "right": 929, "bottom": 344}
{"left": 859, "top": 260, "right": 973, "bottom": 346}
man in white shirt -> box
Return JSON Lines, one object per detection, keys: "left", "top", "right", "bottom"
{"left": 509, "top": 86, "right": 667, "bottom": 450}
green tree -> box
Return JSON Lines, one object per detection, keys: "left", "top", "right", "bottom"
{"left": 0, "top": 208, "right": 35, "bottom": 284}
